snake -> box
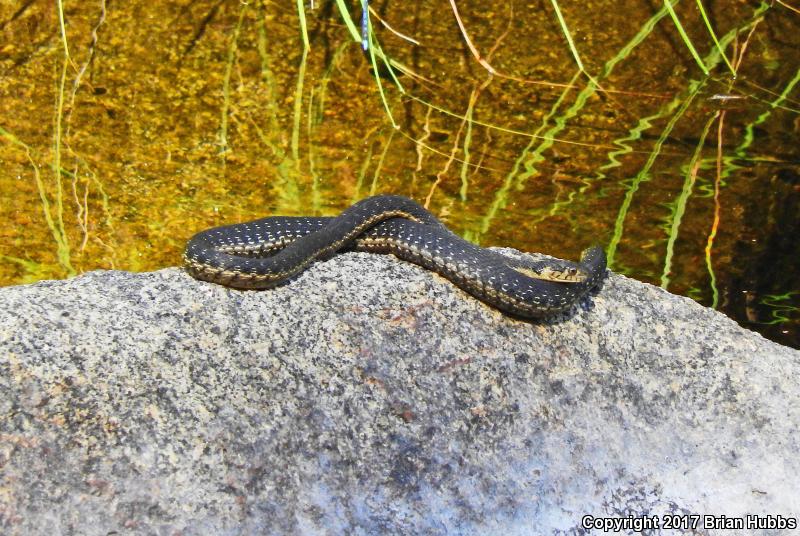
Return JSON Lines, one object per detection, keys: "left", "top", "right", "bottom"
{"left": 184, "top": 195, "right": 606, "bottom": 318}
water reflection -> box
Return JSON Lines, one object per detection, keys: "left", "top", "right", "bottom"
{"left": 0, "top": 0, "right": 797, "bottom": 347}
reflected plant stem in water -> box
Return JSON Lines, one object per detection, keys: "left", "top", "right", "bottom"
{"left": 607, "top": 87, "right": 699, "bottom": 268}
{"left": 457, "top": 4, "right": 512, "bottom": 203}
{"left": 478, "top": 1, "right": 677, "bottom": 242}
{"left": 734, "top": 68, "right": 800, "bottom": 162}
{"left": 661, "top": 112, "right": 718, "bottom": 289}
{"left": 425, "top": 117, "right": 466, "bottom": 208}
{"left": 545, "top": 1, "right": 683, "bottom": 218}
{"left": 760, "top": 292, "right": 800, "bottom": 325}
{"left": 61, "top": 0, "right": 114, "bottom": 258}
{"left": 705, "top": 111, "right": 726, "bottom": 309}
{"left": 0, "top": 127, "right": 70, "bottom": 277}
{"left": 306, "top": 91, "right": 321, "bottom": 214}
{"left": 52, "top": 0, "right": 76, "bottom": 277}
{"left": 256, "top": 3, "right": 282, "bottom": 159}
{"left": 607, "top": 2, "right": 770, "bottom": 268}
{"left": 307, "top": 40, "right": 348, "bottom": 214}
{"left": 410, "top": 107, "right": 433, "bottom": 197}
{"left": 352, "top": 131, "right": 376, "bottom": 203}
{"left": 468, "top": 71, "right": 581, "bottom": 244}
{"left": 281, "top": 47, "right": 308, "bottom": 212}
{"left": 219, "top": 2, "right": 247, "bottom": 162}
{"left": 371, "top": 129, "right": 395, "bottom": 197}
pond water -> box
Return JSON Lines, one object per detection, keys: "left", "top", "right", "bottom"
{"left": 1, "top": 0, "right": 798, "bottom": 348}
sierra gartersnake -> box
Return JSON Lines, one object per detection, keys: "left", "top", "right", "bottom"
{"left": 184, "top": 195, "right": 606, "bottom": 318}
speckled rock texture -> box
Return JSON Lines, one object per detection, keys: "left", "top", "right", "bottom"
{"left": 1, "top": 249, "right": 798, "bottom": 535}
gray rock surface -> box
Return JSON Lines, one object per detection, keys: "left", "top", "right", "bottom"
{"left": 0, "top": 249, "right": 798, "bottom": 535}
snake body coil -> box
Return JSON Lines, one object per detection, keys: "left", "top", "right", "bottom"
{"left": 184, "top": 195, "right": 606, "bottom": 318}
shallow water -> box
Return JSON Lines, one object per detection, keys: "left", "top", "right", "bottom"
{"left": 1, "top": 0, "right": 798, "bottom": 348}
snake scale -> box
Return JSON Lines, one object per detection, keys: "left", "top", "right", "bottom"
{"left": 184, "top": 195, "right": 606, "bottom": 318}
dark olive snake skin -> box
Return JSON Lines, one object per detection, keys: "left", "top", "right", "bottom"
{"left": 184, "top": 195, "right": 607, "bottom": 318}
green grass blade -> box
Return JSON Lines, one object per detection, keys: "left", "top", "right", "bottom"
{"left": 366, "top": 30, "right": 397, "bottom": 128}
{"left": 695, "top": 0, "right": 735, "bottom": 75}
{"left": 550, "top": 0, "right": 585, "bottom": 72}
{"left": 334, "top": 0, "right": 361, "bottom": 42}
{"left": 665, "top": 0, "right": 709, "bottom": 75}
{"left": 296, "top": 0, "right": 310, "bottom": 50}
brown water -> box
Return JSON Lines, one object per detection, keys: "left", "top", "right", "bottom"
{"left": 1, "top": 0, "right": 798, "bottom": 348}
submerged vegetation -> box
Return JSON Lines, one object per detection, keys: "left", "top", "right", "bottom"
{"left": 0, "top": 0, "right": 798, "bottom": 347}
